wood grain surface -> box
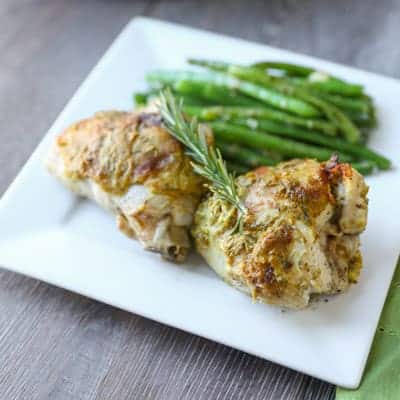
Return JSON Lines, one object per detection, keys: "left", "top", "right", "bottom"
{"left": 1, "top": 1, "right": 399, "bottom": 399}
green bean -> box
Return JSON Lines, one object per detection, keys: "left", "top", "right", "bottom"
{"left": 147, "top": 71, "right": 262, "bottom": 106}
{"left": 351, "top": 160, "right": 376, "bottom": 176}
{"left": 231, "top": 118, "right": 390, "bottom": 170}
{"left": 233, "top": 117, "right": 327, "bottom": 139}
{"left": 290, "top": 77, "right": 364, "bottom": 96}
{"left": 216, "top": 140, "right": 276, "bottom": 167}
{"left": 226, "top": 161, "right": 249, "bottom": 174}
{"left": 148, "top": 69, "right": 321, "bottom": 117}
{"left": 187, "top": 59, "right": 231, "bottom": 72}
{"left": 177, "top": 94, "right": 213, "bottom": 106}
{"left": 147, "top": 70, "right": 214, "bottom": 86}
{"left": 311, "top": 91, "right": 373, "bottom": 114}
{"left": 251, "top": 61, "right": 364, "bottom": 96}
{"left": 209, "top": 122, "right": 352, "bottom": 162}
{"left": 183, "top": 106, "right": 337, "bottom": 135}
{"left": 223, "top": 80, "right": 321, "bottom": 117}
{"left": 345, "top": 110, "right": 377, "bottom": 128}
{"left": 174, "top": 80, "right": 261, "bottom": 106}
{"left": 251, "top": 61, "right": 314, "bottom": 77}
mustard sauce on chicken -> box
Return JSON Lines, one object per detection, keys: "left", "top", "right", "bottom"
{"left": 193, "top": 157, "right": 368, "bottom": 309}
{"left": 47, "top": 108, "right": 206, "bottom": 262}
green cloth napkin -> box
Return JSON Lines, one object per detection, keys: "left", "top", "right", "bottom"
{"left": 336, "top": 260, "right": 400, "bottom": 399}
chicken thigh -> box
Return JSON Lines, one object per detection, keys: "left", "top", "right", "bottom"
{"left": 46, "top": 108, "right": 206, "bottom": 262}
{"left": 192, "top": 157, "right": 369, "bottom": 308}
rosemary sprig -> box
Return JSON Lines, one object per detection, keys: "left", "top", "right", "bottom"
{"left": 158, "top": 89, "right": 247, "bottom": 229}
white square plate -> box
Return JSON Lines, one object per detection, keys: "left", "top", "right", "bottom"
{"left": 0, "top": 17, "right": 399, "bottom": 388}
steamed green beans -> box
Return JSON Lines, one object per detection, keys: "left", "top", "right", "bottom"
{"left": 209, "top": 122, "right": 352, "bottom": 162}
{"left": 251, "top": 61, "right": 315, "bottom": 77}
{"left": 147, "top": 70, "right": 322, "bottom": 117}
{"left": 135, "top": 58, "right": 391, "bottom": 176}
{"left": 194, "top": 62, "right": 361, "bottom": 143}
{"left": 252, "top": 61, "right": 364, "bottom": 96}
{"left": 183, "top": 105, "right": 337, "bottom": 135}
{"left": 216, "top": 140, "right": 276, "bottom": 167}
{"left": 188, "top": 60, "right": 362, "bottom": 142}
{"left": 174, "top": 80, "right": 261, "bottom": 106}
{"left": 290, "top": 76, "right": 364, "bottom": 96}
{"left": 232, "top": 118, "right": 390, "bottom": 170}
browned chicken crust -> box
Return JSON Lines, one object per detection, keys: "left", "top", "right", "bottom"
{"left": 56, "top": 110, "right": 203, "bottom": 196}
{"left": 47, "top": 108, "right": 206, "bottom": 261}
{"left": 193, "top": 158, "right": 369, "bottom": 309}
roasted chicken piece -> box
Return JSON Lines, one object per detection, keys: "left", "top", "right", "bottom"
{"left": 46, "top": 108, "right": 206, "bottom": 262}
{"left": 192, "top": 157, "right": 369, "bottom": 309}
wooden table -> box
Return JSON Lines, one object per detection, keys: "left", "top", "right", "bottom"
{"left": 1, "top": 1, "right": 398, "bottom": 399}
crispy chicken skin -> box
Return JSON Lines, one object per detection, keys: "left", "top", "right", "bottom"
{"left": 192, "top": 158, "right": 369, "bottom": 309}
{"left": 46, "top": 108, "right": 206, "bottom": 262}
